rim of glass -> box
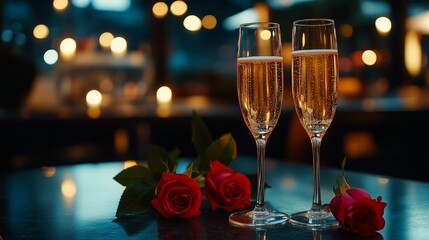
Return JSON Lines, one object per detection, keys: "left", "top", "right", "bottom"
{"left": 293, "top": 18, "right": 335, "bottom": 26}
{"left": 240, "top": 22, "right": 280, "bottom": 29}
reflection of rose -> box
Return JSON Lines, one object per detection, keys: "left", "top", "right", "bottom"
{"left": 151, "top": 172, "right": 202, "bottom": 218}
{"left": 330, "top": 188, "right": 387, "bottom": 236}
{"left": 204, "top": 160, "right": 251, "bottom": 211}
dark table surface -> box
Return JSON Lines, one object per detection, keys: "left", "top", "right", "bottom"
{"left": 1, "top": 156, "right": 428, "bottom": 240}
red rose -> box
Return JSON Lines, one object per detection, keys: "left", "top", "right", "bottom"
{"left": 330, "top": 188, "right": 387, "bottom": 236}
{"left": 151, "top": 172, "right": 202, "bottom": 218}
{"left": 204, "top": 160, "right": 251, "bottom": 211}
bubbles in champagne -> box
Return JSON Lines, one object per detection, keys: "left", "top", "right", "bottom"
{"left": 292, "top": 50, "right": 338, "bottom": 135}
{"left": 237, "top": 56, "right": 283, "bottom": 136}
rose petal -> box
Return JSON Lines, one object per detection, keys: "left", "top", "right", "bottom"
{"left": 151, "top": 172, "right": 202, "bottom": 218}
{"left": 204, "top": 161, "right": 251, "bottom": 211}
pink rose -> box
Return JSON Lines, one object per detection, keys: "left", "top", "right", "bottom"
{"left": 204, "top": 160, "right": 251, "bottom": 211}
{"left": 330, "top": 188, "right": 387, "bottom": 236}
{"left": 151, "top": 172, "right": 202, "bottom": 218}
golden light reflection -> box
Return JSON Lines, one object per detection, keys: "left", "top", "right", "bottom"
{"left": 254, "top": 2, "right": 269, "bottom": 22}
{"left": 60, "top": 38, "right": 76, "bottom": 60}
{"left": 153, "top": 2, "right": 168, "bottom": 18}
{"left": 87, "top": 106, "right": 101, "bottom": 119}
{"left": 156, "top": 86, "right": 172, "bottom": 104}
{"left": 185, "top": 95, "right": 209, "bottom": 107}
{"left": 110, "top": 37, "right": 127, "bottom": 57}
{"left": 124, "top": 160, "right": 137, "bottom": 169}
{"left": 301, "top": 33, "right": 306, "bottom": 48}
{"left": 281, "top": 176, "right": 296, "bottom": 188}
{"left": 405, "top": 31, "right": 422, "bottom": 78}
{"left": 99, "top": 32, "right": 114, "bottom": 49}
{"left": 282, "top": 43, "right": 292, "bottom": 66}
{"left": 61, "top": 178, "right": 77, "bottom": 198}
{"left": 53, "top": 0, "right": 69, "bottom": 12}
{"left": 375, "top": 17, "right": 392, "bottom": 36}
{"left": 339, "top": 77, "right": 362, "bottom": 98}
{"left": 376, "top": 177, "right": 390, "bottom": 185}
{"left": 115, "top": 128, "right": 129, "bottom": 155}
{"left": 33, "top": 24, "right": 49, "bottom": 39}
{"left": 156, "top": 105, "right": 172, "bottom": 118}
{"left": 397, "top": 85, "right": 422, "bottom": 109}
{"left": 42, "top": 167, "right": 56, "bottom": 177}
{"left": 362, "top": 50, "right": 377, "bottom": 66}
{"left": 344, "top": 131, "right": 375, "bottom": 158}
{"left": 170, "top": 0, "right": 187, "bottom": 16}
{"left": 183, "top": 15, "right": 202, "bottom": 31}
{"left": 202, "top": 15, "right": 217, "bottom": 30}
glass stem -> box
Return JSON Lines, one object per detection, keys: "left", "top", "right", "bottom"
{"left": 254, "top": 137, "right": 268, "bottom": 215}
{"left": 310, "top": 135, "right": 323, "bottom": 211}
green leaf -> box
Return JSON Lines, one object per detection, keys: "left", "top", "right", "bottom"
{"left": 198, "top": 133, "right": 237, "bottom": 174}
{"left": 333, "top": 157, "right": 351, "bottom": 196}
{"left": 116, "top": 180, "right": 157, "bottom": 218}
{"left": 168, "top": 148, "right": 180, "bottom": 168}
{"left": 183, "top": 163, "right": 193, "bottom": 177}
{"left": 341, "top": 157, "right": 347, "bottom": 171}
{"left": 114, "top": 165, "right": 154, "bottom": 186}
{"left": 192, "top": 110, "right": 213, "bottom": 156}
{"left": 147, "top": 145, "right": 168, "bottom": 174}
{"left": 147, "top": 145, "right": 180, "bottom": 177}
{"left": 193, "top": 174, "right": 205, "bottom": 188}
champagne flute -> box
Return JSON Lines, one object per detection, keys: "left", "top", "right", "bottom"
{"left": 290, "top": 19, "right": 339, "bottom": 228}
{"left": 229, "top": 22, "right": 289, "bottom": 228}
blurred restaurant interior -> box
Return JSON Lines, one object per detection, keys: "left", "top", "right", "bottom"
{"left": 0, "top": 0, "right": 429, "bottom": 182}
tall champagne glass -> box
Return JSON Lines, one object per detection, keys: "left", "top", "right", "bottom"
{"left": 290, "top": 19, "right": 339, "bottom": 228}
{"left": 229, "top": 22, "right": 289, "bottom": 228}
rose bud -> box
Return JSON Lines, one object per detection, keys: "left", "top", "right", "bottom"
{"left": 151, "top": 172, "right": 202, "bottom": 218}
{"left": 204, "top": 160, "right": 251, "bottom": 211}
{"left": 330, "top": 188, "right": 387, "bottom": 236}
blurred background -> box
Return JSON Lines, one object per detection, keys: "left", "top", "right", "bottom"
{"left": 0, "top": 0, "right": 428, "bottom": 181}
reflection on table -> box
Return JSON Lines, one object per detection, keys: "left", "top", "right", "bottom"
{"left": 1, "top": 156, "right": 428, "bottom": 239}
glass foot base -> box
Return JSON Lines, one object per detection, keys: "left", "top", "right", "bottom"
{"left": 229, "top": 210, "right": 289, "bottom": 229}
{"left": 289, "top": 209, "right": 339, "bottom": 229}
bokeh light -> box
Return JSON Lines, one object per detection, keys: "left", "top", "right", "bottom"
{"left": 61, "top": 178, "right": 77, "bottom": 198}
{"left": 44, "top": 49, "right": 59, "bottom": 65}
{"left": 170, "top": 1, "right": 187, "bottom": 16}
{"left": 33, "top": 24, "right": 49, "bottom": 39}
{"left": 183, "top": 15, "right": 202, "bottom": 31}
{"left": 53, "top": 0, "right": 69, "bottom": 12}
{"left": 375, "top": 17, "right": 392, "bottom": 35}
{"left": 110, "top": 37, "right": 127, "bottom": 57}
{"left": 362, "top": 50, "right": 377, "bottom": 66}
{"left": 339, "top": 24, "right": 353, "bottom": 38}
{"left": 405, "top": 31, "right": 422, "bottom": 77}
{"left": 260, "top": 29, "right": 271, "bottom": 40}
{"left": 156, "top": 86, "right": 172, "bottom": 104}
{"left": 99, "top": 32, "right": 114, "bottom": 49}
{"left": 202, "top": 15, "right": 217, "bottom": 30}
{"left": 60, "top": 38, "right": 77, "bottom": 60}
{"left": 86, "top": 90, "right": 103, "bottom": 107}
{"left": 153, "top": 2, "right": 168, "bottom": 18}
{"left": 1, "top": 29, "right": 13, "bottom": 43}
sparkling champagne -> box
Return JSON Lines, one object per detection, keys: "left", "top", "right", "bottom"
{"left": 237, "top": 56, "right": 283, "bottom": 137}
{"left": 292, "top": 49, "right": 338, "bottom": 135}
